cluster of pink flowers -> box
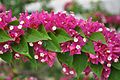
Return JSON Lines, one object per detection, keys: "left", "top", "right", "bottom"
{"left": 0, "top": 10, "right": 120, "bottom": 80}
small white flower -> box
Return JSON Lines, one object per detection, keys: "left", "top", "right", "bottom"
{"left": 83, "top": 38, "right": 87, "bottom": 42}
{"left": 40, "top": 53, "right": 45, "bottom": 57}
{"left": 76, "top": 45, "right": 81, "bottom": 49}
{"left": 106, "top": 28, "right": 110, "bottom": 31}
{"left": 29, "top": 42, "right": 33, "bottom": 47}
{"left": 98, "top": 28, "right": 103, "bottom": 31}
{"left": 3, "top": 44, "right": 9, "bottom": 49}
{"left": 26, "top": 16, "right": 30, "bottom": 19}
{"left": 41, "top": 59, "right": 45, "bottom": 63}
{"left": 101, "top": 61, "right": 104, "bottom": 64}
{"left": 74, "top": 37, "right": 78, "bottom": 42}
{"left": 0, "top": 50, "right": 3, "bottom": 54}
{"left": 62, "top": 67, "right": 66, "bottom": 72}
{"left": 69, "top": 71, "right": 74, "bottom": 74}
{"left": 106, "top": 75, "right": 109, "bottom": 78}
{"left": 38, "top": 41, "right": 42, "bottom": 45}
{"left": 52, "top": 26, "right": 57, "bottom": 31}
{"left": 107, "top": 63, "right": 111, "bottom": 67}
{"left": 0, "top": 18, "right": 2, "bottom": 21}
{"left": 20, "top": 21, "right": 24, "bottom": 24}
{"left": 18, "top": 25, "right": 22, "bottom": 29}
{"left": 15, "top": 53, "right": 20, "bottom": 57}
{"left": 107, "top": 56, "right": 112, "bottom": 61}
{"left": 9, "top": 26, "right": 14, "bottom": 30}
{"left": 114, "top": 58, "right": 119, "bottom": 62}
{"left": 106, "top": 50, "right": 110, "bottom": 53}
{"left": 14, "top": 33, "right": 18, "bottom": 37}
{"left": 34, "top": 55, "right": 38, "bottom": 59}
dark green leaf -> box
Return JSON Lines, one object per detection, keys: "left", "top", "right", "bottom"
{"left": 43, "top": 32, "right": 61, "bottom": 52}
{"left": 12, "top": 36, "right": 30, "bottom": 57}
{"left": 89, "top": 32, "right": 106, "bottom": 44}
{"left": 0, "top": 52, "right": 12, "bottom": 63}
{"left": 54, "top": 28, "right": 72, "bottom": 43}
{"left": 82, "top": 41, "right": 95, "bottom": 54}
{"left": 24, "top": 28, "right": 50, "bottom": 42}
{"left": 75, "top": 26, "right": 86, "bottom": 38}
{"left": 112, "top": 61, "right": 120, "bottom": 70}
{"left": 38, "top": 25, "right": 51, "bottom": 39}
{"left": 57, "top": 52, "right": 73, "bottom": 67}
{"left": 8, "top": 20, "right": 19, "bottom": 26}
{"left": 109, "top": 67, "right": 120, "bottom": 80}
{"left": 90, "top": 63, "right": 103, "bottom": 78}
{"left": 0, "top": 29, "right": 12, "bottom": 42}
{"left": 73, "top": 53, "right": 88, "bottom": 78}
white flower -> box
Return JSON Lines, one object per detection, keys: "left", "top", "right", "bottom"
{"left": 114, "top": 58, "right": 119, "bottom": 62}
{"left": 106, "top": 50, "right": 110, "bottom": 53}
{"left": 100, "top": 61, "right": 104, "bottom": 64}
{"left": 40, "top": 53, "right": 45, "bottom": 57}
{"left": 20, "top": 21, "right": 24, "bottom": 24}
{"left": 29, "top": 43, "right": 33, "bottom": 47}
{"left": 15, "top": 53, "right": 20, "bottom": 57}
{"left": 38, "top": 41, "right": 42, "bottom": 45}
{"left": 76, "top": 45, "right": 81, "bottom": 49}
{"left": 41, "top": 59, "right": 45, "bottom": 63}
{"left": 26, "top": 16, "right": 30, "bottom": 19}
{"left": 0, "top": 51, "right": 3, "bottom": 54}
{"left": 34, "top": 55, "right": 38, "bottom": 59}
{"left": 62, "top": 67, "right": 66, "bottom": 72}
{"left": 18, "top": 25, "right": 22, "bottom": 29}
{"left": 3, "top": 44, "right": 9, "bottom": 49}
{"left": 0, "top": 18, "right": 2, "bottom": 21}
{"left": 107, "top": 56, "right": 112, "bottom": 61}
{"left": 83, "top": 38, "right": 87, "bottom": 42}
{"left": 69, "top": 71, "right": 74, "bottom": 74}
{"left": 107, "top": 63, "right": 111, "bottom": 67}
{"left": 14, "top": 33, "right": 18, "bottom": 37}
{"left": 74, "top": 37, "right": 78, "bottom": 42}
{"left": 9, "top": 26, "right": 14, "bottom": 30}
{"left": 52, "top": 26, "right": 57, "bottom": 31}
{"left": 98, "top": 28, "right": 103, "bottom": 31}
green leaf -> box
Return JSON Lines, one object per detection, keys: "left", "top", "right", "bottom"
{"left": 8, "top": 20, "right": 19, "bottom": 26}
{"left": 57, "top": 52, "right": 73, "bottom": 67}
{"left": 0, "top": 29, "right": 12, "bottom": 42}
{"left": 24, "top": 28, "right": 50, "bottom": 42}
{"left": 0, "top": 52, "right": 12, "bottom": 63}
{"left": 82, "top": 41, "right": 95, "bottom": 54}
{"left": 38, "top": 25, "right": 51, "bottom": 39}
{"left": 89, "top": 32, "right": 106, "bottom": 44}
{"left": 112, "top": 61, "right": 120, "bottom": 70}
{"left": 90, "top": 63, "right": 103, "bottom": 78}
{"left": 54, "top": 28, "right": 72, "bottom": 43}
{"left": 43, "top": 32, "right": 61, "bottom": 52}
{"left": 75, "top": 26, "right": 86, "bottom": 38}
{"left": 73, "top": 53, "right": 88, "bottom": 78}
{"left": 12, "top": 36, "right": 30, "bottom": 57}
{"left": 109, "top": 67, "right": 120, "bottom": 80}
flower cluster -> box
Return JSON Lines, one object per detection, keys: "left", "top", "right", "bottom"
{"left": 0, "top": 10, "right": 120, "bottom": 80}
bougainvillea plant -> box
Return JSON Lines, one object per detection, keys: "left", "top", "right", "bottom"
{"left": 0, "top": 10, "right": 120, "bottom": 80}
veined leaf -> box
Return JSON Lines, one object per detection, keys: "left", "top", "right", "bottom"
{"left": 12, "top": 36, "right": 30, "bottom": 57}
{"left": 43, "top": 32, "right": 61, "bottom": 52}
{"left": 112, "top": 61, "right": 120, "bottom": 70}
{"left": 24, "top": 28, "right": 50, "bottom": 42}
{"left": 82, "top": 41, "right": 95, "bottom": 54}
{"left": 89, "top": 32, "right": 106, "bottom": 44}
{"left": 0, "top": 52, "right": 12, "bottom": 63}
{"left": 0, "top": 29, "right": 12, "bottom": 42}
{"left": 75, "top": 26, "right": 86, "bottom": 38}
{"left": 8, "top": 20, "right": 19, "bottom": 26}
{"left": 73, "top": 53, "right": 88, "bottom": 78}
{"left": 57, "top": 52, "right": 73, "bottom": 67}
{"left": 54, "top": 28, "right": 72, "bottom": 43}
{"left": 90, "top": 63, "right": 103, "bottom": 78}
